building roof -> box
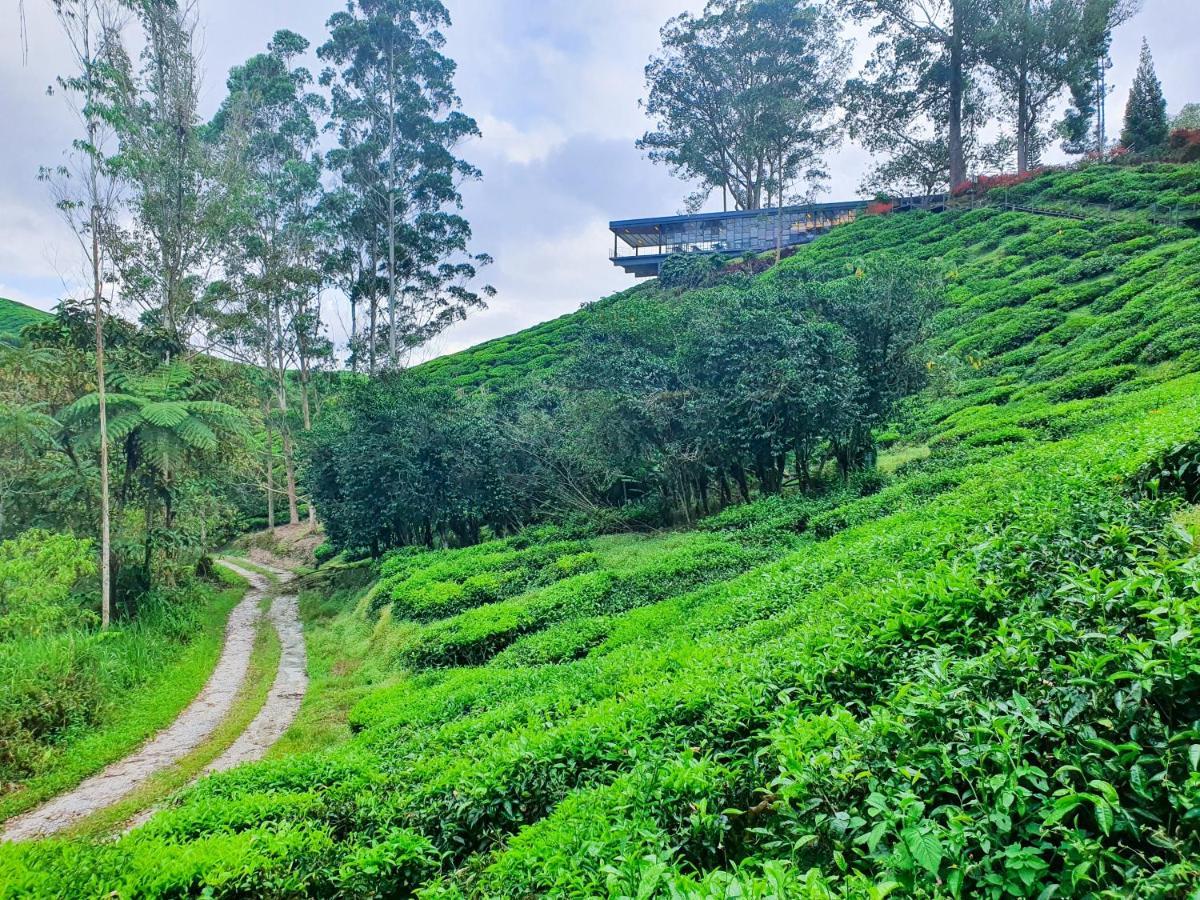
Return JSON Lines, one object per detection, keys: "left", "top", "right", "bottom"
{"left": 609, "top": 199, "right": 868, "bottom": 235}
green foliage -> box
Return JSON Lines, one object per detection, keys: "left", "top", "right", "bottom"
{"left": 310, "top": 257, "right": 940, "bottom": 554}
{"left": 0, "top": 572, "right": 234, "bottom": 790}
{"left": 1042, "top": 364, "right": 1137, "bottom": 402}
{"left": 0, "top": 530, "right": 95, "bottom": 641}
{"left": 638, "top": 0, "right": 846, "bottom": 211}
{"left": 658, "top": 252, "right": 727, "bottom": 290}
{"left": 312, "top": 541, "right": 336, "bottom": 567}
{"left": 1121, "top": 39, "right": 1170, "bottom": 152}
{"left": 10, "top": 163, "right": 1200, "bottom": 897}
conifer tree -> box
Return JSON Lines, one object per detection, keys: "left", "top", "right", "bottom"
{"left": 1120, "top": 38, "right": 1168, "bottom": 151}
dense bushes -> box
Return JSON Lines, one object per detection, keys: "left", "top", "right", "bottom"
{"left": 0, "top": 531, "right": 95, "bottom": 640}
{"left": 658, "top": 252, "right": 727, "bottom": 289}
{"left": 0, "top": 575, "right": 232, "bottom": 788}
{"left": 307, "top": 258, "right": 942, "bottom": 556}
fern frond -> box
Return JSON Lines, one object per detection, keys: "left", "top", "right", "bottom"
{"left": 140, "top": 401, "right": 190, "bottom": 429}
{"left": 176, "top": 416, "right": 218, "bottom": 451}
{"left": 60, "top": 392, "right": 144, "bottom": 421}
{"left": 105, "top": 411, "right": 145, "bottom": 443}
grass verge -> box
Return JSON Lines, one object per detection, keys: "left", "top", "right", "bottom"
{"left": 0, "top": 570, "right": 247, "bottom": 824}
{"left": 64, "top": 600, "right": 283, "bottom": 840}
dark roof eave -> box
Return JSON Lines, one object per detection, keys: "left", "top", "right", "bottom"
{"left": 609, "top": 199, "right": 868, "bottom": 233}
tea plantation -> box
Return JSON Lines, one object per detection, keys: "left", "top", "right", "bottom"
{"left": 5, "top": 163, "right": 1200, "bottom": 897}
{"left": 0, "top": 298, "right": 50, "bottom": 343}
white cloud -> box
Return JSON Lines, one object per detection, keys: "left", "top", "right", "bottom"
{"left": 4, "top": 0, "right": 1198, "bottom": 359}
{"left": 476, "top": 114, "right": 567, "bottom": 165}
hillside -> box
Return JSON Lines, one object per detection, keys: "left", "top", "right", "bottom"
{"left": 5, "top": 163, "right": 1200, "bottom": 896}
{"left": 0, "top": 297, "right": 50, "bottom": 341}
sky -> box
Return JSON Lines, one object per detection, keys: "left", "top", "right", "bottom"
{"left": 2, "top": 0, "right": 1198, "bottom": 361}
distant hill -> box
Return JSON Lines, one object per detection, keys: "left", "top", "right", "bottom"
{"left": 417, "top": 161, "right": 1200, "bottom": 396}
{"left": 0, "top": 297, "right": 51, "bottom": 341}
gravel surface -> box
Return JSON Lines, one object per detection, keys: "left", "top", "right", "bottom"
{"left": 1, "top": 558, "right": 305, "bottom": 842}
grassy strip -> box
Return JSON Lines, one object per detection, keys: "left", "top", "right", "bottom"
{"left": 0, "top": 570, "right": 247, "bottom": 823}
{"left": 271, "top": 576, "right": 400, "bottom": 757}
{"left": 217, "top": 555, "right": 281, "bottom": 583}
{"left": 64, "top": 605, "right": 283, "bottom": 841}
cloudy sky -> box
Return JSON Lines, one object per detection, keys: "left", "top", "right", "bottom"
{"left": 2, "top": 0, "right": 1198, "bottom": 360}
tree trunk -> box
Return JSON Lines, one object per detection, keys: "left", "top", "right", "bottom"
{"left": 297, "top": 353, "right": 316, "bottom": 526}
{"left": 349, "top": 262, "right": 359, "bottom": 373}
{"left": 270, "top": 309, "right": 300, "bottom": 527}
{"left": 281, "top": 425, "right": 300, "bottom": 526}
{"left": 368, "top": 243, "right": 378, "bottom": 377}
{"left": 386, "top": 43, "right": 399, "bottom": 369}
{"left": 731, "top": 462, "right": 750, "bottom": 503}
{"left": 947, "top": 2, "right": 967, "bottom": 188}
{"left": 94, "top": 215, "right": 111, "bottom": 630}
{"left": 1016, "top": 0, "right": 1031, "bottom": 173}
{"left": 263, "top": 400, "right": 276, "bottom": 532}
{"left": 143, "top": 496, "right": 154, "bottom": 582}
{"left": 775, "top": 148, "right": 784, "bottom": 264}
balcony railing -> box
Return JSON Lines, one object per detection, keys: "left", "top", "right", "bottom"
{"left": 609, "top": 229, "right": 831, "bottom": 260}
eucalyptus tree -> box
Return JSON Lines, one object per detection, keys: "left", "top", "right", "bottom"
{"left": 1055, "top": 0, "right": 1138, "bottom": 155}
{"left": 209, "top": 30, "right": 329, "bottom": 525}
{"left": 43, "top": 0, "right": 131, "bottom": 628}
{"left": 319, "top": 0, "right": 492, "bottom": 370}
{"left": 321, "top": 118, "right": 388, "bottom": 373}
{"left": 639, "top": 0, "right": 849, "bottom": 212}
{"left": 982, "top": 0, "right": 1137, "bottom": 169}
{"left": 842, "top": 0, "right": 993, "bottom": 190}
{"left": 110, "top": 0, "right": 228, "bottom": 348}
{"left": 982, "top": 0, "right": 1080, "bottom": 171}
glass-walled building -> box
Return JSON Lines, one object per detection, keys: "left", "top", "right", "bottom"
{"left": 608, "top": 201, "right": 866, "bottom": 277}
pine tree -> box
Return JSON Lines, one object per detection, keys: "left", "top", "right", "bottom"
{"left": 1120, "top": 39, "right": 1168, "bottom": 151}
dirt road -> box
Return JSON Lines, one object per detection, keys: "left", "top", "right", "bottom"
{"left": 0, "top": 558, "right": 306, "bottom": 842}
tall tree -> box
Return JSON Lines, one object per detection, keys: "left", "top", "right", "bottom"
{"left": 209, "top": 30, "right": 328, "bottom": 526}
{"left": 1058, "top": 0, "right": 1139, "bottom": 155}
{"left": 983, "top": 0, "right": 1097, "bottom": 171}
{"left": 1121, "top": 38, "right": 1168, "bottom": 151}
{"left": 639, "top": 0, "right": 849, "bottom": 212}
{"left": 110, "top": 0, "right": 227, "bottom": 349}
{"left": 842, "top": 0, "right": 991, "bottom": 190}
{"left": 44, "top": 0, "right": 130, "bottom": 629}
{"left": 319, "top": 0, "right": 492, "bottom": 370}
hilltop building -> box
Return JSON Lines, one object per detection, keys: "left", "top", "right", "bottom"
{"left": 609, "top": 197, "right": 943, "bottom": 277}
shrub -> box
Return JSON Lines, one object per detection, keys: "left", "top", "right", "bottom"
{"left": 1044, "top": 364, "right": 1137, "bottom": 402}
{"left": 0, "top": 530, "right": 96, "bottom": 640}
{"left": 658, "top": 252, "right": 726, "bottom": 290}
{"left": 312, "top": 541, "right": 336, "bottom": 567}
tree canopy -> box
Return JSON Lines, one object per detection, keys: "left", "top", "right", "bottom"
{"left": 639, "top": 0, "right": 848, "bottom": 211}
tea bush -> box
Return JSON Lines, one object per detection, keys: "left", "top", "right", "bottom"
{"left": 7, "top": 163, "right": 1200, "bottom": 897}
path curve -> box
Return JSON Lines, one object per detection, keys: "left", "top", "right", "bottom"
{"left": 205, "top": 561, "right": 307, "bottom": 774}
{"left": 1, "top": 559, "right": 305, "bottom": 842}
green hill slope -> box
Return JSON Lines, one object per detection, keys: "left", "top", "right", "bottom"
{"left": 415, "top": 162, "right": 1200, "bottom": 398}
{"left": 0, "top": 297, "right": 51, "bottom": 341}
{"left": 6, "top": 163, "right": 1200, "bottom": 896}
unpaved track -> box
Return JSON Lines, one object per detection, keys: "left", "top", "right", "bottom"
{"left": 1, "top": 558, "right": 306, "bottom": 842}
{"left": 205, "top": 564, "right": 307, "bottom": 774}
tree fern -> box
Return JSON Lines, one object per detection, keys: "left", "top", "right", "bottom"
{"left": 62, "top": 362, "right": 248, "bottom": 475}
